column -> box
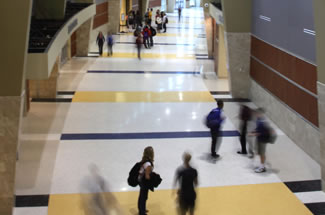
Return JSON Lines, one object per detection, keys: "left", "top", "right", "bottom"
{"left": 217, "top": 25, "right": 228, "bottom": 78}
{"left": 76, "top": 18, "right": 93, "bottom": 56}
{"left": 108, "top": 0, "right": 121, "bottom": 33}
{"left": 314, "top": 0, "right": 325, "bottom": 191}
{"left": 29, "top": 57, "right": 59, "bottom": 99}
{"left": 221, "top": 0, "right": 252, "bottom": 98}
{"left": 0, "top": 0, "right": 33, "bottom": 214}
{"left": 167, "top": 0, "right": 175, "bottom": 13}
{"left": 204, "top": 16, "right": 214, "bottom": 59}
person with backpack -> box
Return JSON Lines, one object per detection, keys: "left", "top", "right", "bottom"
{"left": 155, "top": 11, "right": 162, "bottom": 33}
{"left": 250, "top": 108, "right": 275, "bottom": 173}
{"left": 142, "top": 25, "right": 151, "bottom": 49}
{"left": 173, "top": 152, "right": 198, "bottom": 215}
{"left": 96, "top": 31, "right": 105, "bottom": 56}
{"left": 162, "top": 12, "right": 168, "bottom": 33}
{"left": 107, "top": 32, "right": 114, "bottom": 56}
{"left": 138, "top": 146, "right": 154, "bottom": 215}
{"left": 149, "top": 24, "right": 156, "bottom": 47}
{"left": 206, "top": 100, "right": 226, "bottom": 159}
{"left": 237, "top": 105, "right": 252, "bottom": 155}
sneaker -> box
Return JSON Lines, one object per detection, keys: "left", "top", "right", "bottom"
{"left": 248, "top": 154, "right": 254, "bottom": 159}
{"left": 254, "top": 167, "right": 266, "bottom": 173}
{"left": 237, "top": 151, "right": 247, "bottom": 155}
{"left": 211, "top": 154, "right": 220, "bottom": 159}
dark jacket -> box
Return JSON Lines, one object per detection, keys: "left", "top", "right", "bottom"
{"left": 143, "top": 172, "right": 162, "bottom": 191}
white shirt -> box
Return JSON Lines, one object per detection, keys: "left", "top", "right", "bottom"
{"left": 138, "top": 161, "right": 152, "bottom": 181}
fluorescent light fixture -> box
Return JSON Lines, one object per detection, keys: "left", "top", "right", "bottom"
{"left": 303, "top": 28, "right": 315, "bottom": 36}
{"left": 259, "top": 15, "right": 271, "bottom": 22}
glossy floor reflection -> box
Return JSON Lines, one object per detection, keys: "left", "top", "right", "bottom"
{"left": 14, "top": 7, "right": 325, "bottom": 215}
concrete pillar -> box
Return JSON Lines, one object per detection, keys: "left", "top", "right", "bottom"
{"left": 29, "top": 57, "right": 59, "bottom": 99}
{"left": 167, "top": 0, "right": 175, "bottom": 13}
{"left": 76, "top": 18, "right": 93, "bottom": 56}
{"left": 314, "top": 0, "right": 325, "bottom": 191}
{"left": 221, "top": 0, "right": 252, "bottom": 98}
{"left": 217, "top": 25, "right": 228, "bottom": 79}
{"left": 204, "top": 16, "right": 213, "bottom": 59}
{"left": 0, "top": 0, "right": 32, "bottom": 214}
{"left": 108, "top": 0, "right": 121, "bottom": 33}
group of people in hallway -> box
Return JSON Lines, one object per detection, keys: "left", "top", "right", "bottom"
{"left": 96, "top": 8, "right": 170, "bottom": 59}
{"left": 134, "top": 101, "right": 276, "bottom": 215}
{"left": 207, "top": 101, "right": 275, "bottom": 173}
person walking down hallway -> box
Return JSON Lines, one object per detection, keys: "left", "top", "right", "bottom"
{"left": 136, "top": 34, "right": 143, "bottom": 60}
{"left": 178, "top": 6, "right": 182, "bottom": 22}
{"left": 138, "top": 147, "right": 155, "bottom": 215}
{"left": 96, "top": 31, "right": 105, "bottom": 56}
{"left": 173, "top": 152, "right": 198, "bottom": 215}
{"left": 107, "top": 32, "right": 114, "bottom": 56}
{"left": 206, "top": 100, "right": 226, "bottom": 158}
{"left": 237, "top": 105, "right": 252, "bottom": 155}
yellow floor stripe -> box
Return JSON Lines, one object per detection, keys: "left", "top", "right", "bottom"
{"left": 72, "top": 91, "right": 215, "bottom": 103}
{"left": 48, "top": 183, "right": 312, "bottom": 215}
{"left": 101, "top": 52, "right": 195, "bottom": 59}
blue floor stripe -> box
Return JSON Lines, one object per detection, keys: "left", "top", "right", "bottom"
{"left": 61, "top": 130, "right": 240, "bottom": 140}
{"left": 87, "top": 70, "right": 201, "bottom": 74}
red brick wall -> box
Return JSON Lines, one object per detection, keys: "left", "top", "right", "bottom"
{"left": 250, "top": 36, "right": 318, "bottom": 127}
{"left": 93, "top": 2, "right": 108, "bottom": 29}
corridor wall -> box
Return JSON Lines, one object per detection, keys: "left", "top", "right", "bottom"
{"left": 250, "top": 0, "right": 320, "bottom": 163}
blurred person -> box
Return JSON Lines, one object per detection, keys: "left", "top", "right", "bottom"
{"left": 155, "top": 10, "right": 162, "bottom": 32}
{"left": 237, "top": 105, "right": 252, "bottom": 155}
{"left": 138, "top": 146, "right": 155, "bottom": 215}
{"left": 250, "top": 108, "right": 269, "bottom": 173}
{"left": 106, "top": 32, "right": 114, "bottom": 56}
{"left": 173, "top": 152, "right": 198, "bottom": 215}
{"left": 136, "top": 34, "right": 143, "bottom": 60}
{"left": 81, "top": 164, "right": 124, "bottom": 215}
{"left": 96, "top": 32, "right": 105, "bottom": 56}
{"left": 206, "top": 100, "right": 226, "bottom": 159}
{"left": 135, "top": 10, "right": 143, "bottom": 28}
{"left": 142, "top": 25, "right": 151, "bottom": 49}
{"left": 148, "top": 8, "right": 153, "bottom": 25}
{"left": 144, "top": 8, "right": 149, "bottom": 24}
{"left": 178, "top": 6, "right": 182, "bottom": 22}
{"left": 149, "top": 24, "right": 156, "bottom": 47}
{"left": 162, "top": 12, "right": 168, "bottom": 33}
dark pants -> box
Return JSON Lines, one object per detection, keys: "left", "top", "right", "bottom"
{"left": 137, "top": 44, "right": 141, "bottom": 59}
{"left": 163, "top": 23, "right": 167, "bottom": 32}
{"left": 98, "top": 44, "right": 103, "bottom": 56}
{"left": 240, "top": 121, "right": 248, "bottom": 153}
{"left": 149, "top": 36, "right": 153, "bottom": 47}
{"left": 143, "top": 37, "right": 150, "bottom": 48}
{"left": 211, "top": 127, "right": 221, "bottom": 156}
{"left": 138, "top": 184, "right": 149, "bottom": 215}
{"left": 107, "top": 44, "right": 113, "bottom": 55}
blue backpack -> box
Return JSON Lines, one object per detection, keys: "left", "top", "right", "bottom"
{"left": 206, "top": 108, "right": 222, "bottom": 128}
{"left": 108, "top": 36, "right": 113, "bottom": 45}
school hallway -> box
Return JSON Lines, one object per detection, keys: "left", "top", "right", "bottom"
{"left": 14, "top": 7, "right": 325, "bottom": 215}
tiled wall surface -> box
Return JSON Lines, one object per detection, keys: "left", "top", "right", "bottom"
{"left": 250, "top": 36, "right": 319, "bottom": 127}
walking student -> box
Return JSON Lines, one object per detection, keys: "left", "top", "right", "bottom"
{"left": 96, "top": 31, "right": 105, "bottom": 56}
{"left": 107, "top": 32, "right": 114, "bottom": 56}
{"left": 250, "top": 108, "right": 269, "bottom": 173}
{"left": 138, "top": 147, "right": 154, "bottom": 215}
{"left": 156, "top": 11, "right": 162, "bottom": 33}
{"left": 136, "top": 34, "right": 143, "bottom": 60}
{"left": 142, "top": 25, "right": 151, "bottom": 49}
{"left": 237, "top": 105, "right": 252, "bottom": 155}
{"left": 178, "top": 6, "right": 182, "bottom": 22}
{"left": 149, "top": 24, "right": 156, "bottom": 47}
{"left": 173, "top": 152, "right": 198, "bottom": 215}
{"left": 206, "top": 100, "right": 225, "bottom": 158}
{"left": 148, "top": 8, "right": 153, "bottom": 25}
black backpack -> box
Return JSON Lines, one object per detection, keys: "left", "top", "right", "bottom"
{"left": 165, "top": 17, "right": 168, "bottom": 23}
{"left": 128, "top": 162, "right": 142, "bottom": 187}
